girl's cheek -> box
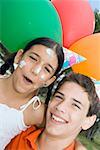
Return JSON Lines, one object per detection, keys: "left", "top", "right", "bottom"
{"left": 19, "top": 57, "right": 31, "bottom": 69}
{"left": 19, "top": 60, "right": 26, "bottom": 68}
{"left": 24, "top": 57, "right": 31, "bottom": 64}
{"left": 40, "top": 74, "right": 46, "bottom": 81}
{"left": 24, "top": 57, "right": 32, "bottom": 66}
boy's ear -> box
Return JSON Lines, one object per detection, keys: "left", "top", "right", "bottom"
{"left": 75, "top": 140, "right": 86, "bottom": 150}
{"left": 82, "top": 115, "right": 97, "bottom": 130}
{"left": 44, "top": 76, "right": 56, "bottom": 87}
{"left": 14, "top": 49, "right": 24, "bottom": 64}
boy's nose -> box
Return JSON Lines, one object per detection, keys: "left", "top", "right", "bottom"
{"left": 55, "top": 102, "right": 66, "bottom": 114}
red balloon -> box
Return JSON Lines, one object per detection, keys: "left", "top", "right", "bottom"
{"left": 52, "top": 0, "right": 95, "bottom": 48}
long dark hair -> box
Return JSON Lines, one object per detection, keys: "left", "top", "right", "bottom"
{"left": 0, "top": 37, "right": 64, "bottom": 75}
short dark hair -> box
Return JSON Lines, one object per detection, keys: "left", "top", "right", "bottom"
{"left": 0, "top": 37, "right": 64, "bottom": 76}
{"left": 52, "top": 71, "right": 100, "bottom": 117}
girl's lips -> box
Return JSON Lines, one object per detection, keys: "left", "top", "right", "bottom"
{"left": 23, "top": 75, "right": 33, "bottom": 84}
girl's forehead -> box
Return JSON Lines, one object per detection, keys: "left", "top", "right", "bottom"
{"left": 24, "top": 44, "right": 58, "bottom": 70}
{"left": 45, "top": 48, "right": 54, "bottom": 57}
{"left": 26, "top": 45, "right": 55, "bottom": 56}
{"left": 29, "top": 44, "right": 52, "bottom": 51}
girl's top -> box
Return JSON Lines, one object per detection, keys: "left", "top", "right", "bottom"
{"left": 0, "top": 75, "right": 38, "bottom": 150}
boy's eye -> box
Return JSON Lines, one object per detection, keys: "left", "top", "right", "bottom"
{"left": 72, "top": 103, "right": 81, "bottom": 110}
{"left": 54, "top": 95, "right": 63, "bottom": 101}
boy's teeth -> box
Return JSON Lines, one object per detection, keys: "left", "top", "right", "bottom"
{"left": 52, "top": 114, "right": 65, "bottom": 123}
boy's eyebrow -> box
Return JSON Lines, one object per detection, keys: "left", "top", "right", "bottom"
{"left": 73, "top": 98, "right": 83, "bottom": 107}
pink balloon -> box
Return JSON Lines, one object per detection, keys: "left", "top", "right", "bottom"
{"left": 52, "top": 0, "right": 95, "bottom": 48}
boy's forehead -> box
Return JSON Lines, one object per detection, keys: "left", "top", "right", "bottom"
{"left": 57, "top": 81, "right": 90, "bottom": 104}
{"left": 58, "top": 81, "right": 75, "bottom": 90}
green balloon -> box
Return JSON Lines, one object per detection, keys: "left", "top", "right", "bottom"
{"left": 0, "top": 0, "right": 62, "bottom": 52}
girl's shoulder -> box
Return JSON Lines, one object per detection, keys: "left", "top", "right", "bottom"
{"left": 0, "top": 74, "right": 4, "bottom": 78}
{"left": 0, "top": 74, "right": 10, "bottom": 79}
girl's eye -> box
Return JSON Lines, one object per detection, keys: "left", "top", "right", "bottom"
{"left": 72, "top": 103, "right": 81, "bottom": 110}
{"left": 44, "top": 67, "right": 51, "bottom": 73}
{"left": 29, "top": 56, "right": 38, "bottom": 61}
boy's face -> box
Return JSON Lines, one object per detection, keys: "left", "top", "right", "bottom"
{"left": 46, "top": 81, "right": 95, "bottom": 139}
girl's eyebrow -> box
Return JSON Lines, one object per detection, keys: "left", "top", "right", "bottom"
{"left": 30, "top": 52, "right": 56, "bottom": 72}
{"left": 48, "top": 64, "right": 55, "bottom": 71}
{"left": 30, "top": 52, "right": 40, "bottom": 58}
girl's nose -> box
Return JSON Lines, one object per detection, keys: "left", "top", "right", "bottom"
{"left": 33, "top": 66, "right": 42, "bottom": 75}
{"left": 32, "top": 61, "right": 44, "bottom": 75}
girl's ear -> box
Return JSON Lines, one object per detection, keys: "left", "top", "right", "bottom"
{"left": 82, "top": 115, "right": 97, "bottom": 130}
{"left": 44, "top": 76, "right": 56, "bottom": 87}
{"left": 14, "top": 49, "right": 24, "bottom": 64}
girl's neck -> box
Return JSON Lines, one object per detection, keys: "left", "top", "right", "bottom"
{"left": 0, "top": 76, "right": 37, "bottom": 108}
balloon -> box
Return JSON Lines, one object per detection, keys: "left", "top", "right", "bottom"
{"left": 70, "top": 33, "right": 100, "bottom": 80}
{"left": 0, "top": 0, "right": 62, "bottom": 52}
{"left": 52, "top": 0, "right": 95, "bottom": 48}
{"left": 93, "top": 80, "right": 100, "bottom": 99}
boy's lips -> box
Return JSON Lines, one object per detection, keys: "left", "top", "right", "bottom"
{"left": 50, "top": 112, "right": 68, "bottom": 124}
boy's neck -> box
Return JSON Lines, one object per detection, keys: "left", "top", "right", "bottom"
{"left": 38, "top": 130, "right": 76, "bottom": 150}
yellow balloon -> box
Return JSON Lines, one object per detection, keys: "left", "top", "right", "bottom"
{"left": 70, "top": 33, "right": 100, "bottom": 80}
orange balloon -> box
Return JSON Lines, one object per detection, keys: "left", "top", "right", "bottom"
{"left": 70, "top": 33, "right": 100, "bottom": 80}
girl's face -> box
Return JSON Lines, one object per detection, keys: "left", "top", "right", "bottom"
{"left": 13, "top": 44, "right": 58, "bottom": 95}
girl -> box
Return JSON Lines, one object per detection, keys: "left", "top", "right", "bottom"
{"left": 0, "top": 37, "right": 64, "bottom": 149}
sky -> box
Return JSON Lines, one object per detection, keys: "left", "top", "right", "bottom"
{"left": 89, "top": 0, "right": 100, "bottom": 11}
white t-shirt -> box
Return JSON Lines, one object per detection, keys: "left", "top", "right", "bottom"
{"left": 0, "top": 103, "right": 27, "bottom": 150}
{"left": 0, "top": 96, "right": 39, "bottom": 150}
{"left": 0, "top": 74, "right": 38, "bottom": 150}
